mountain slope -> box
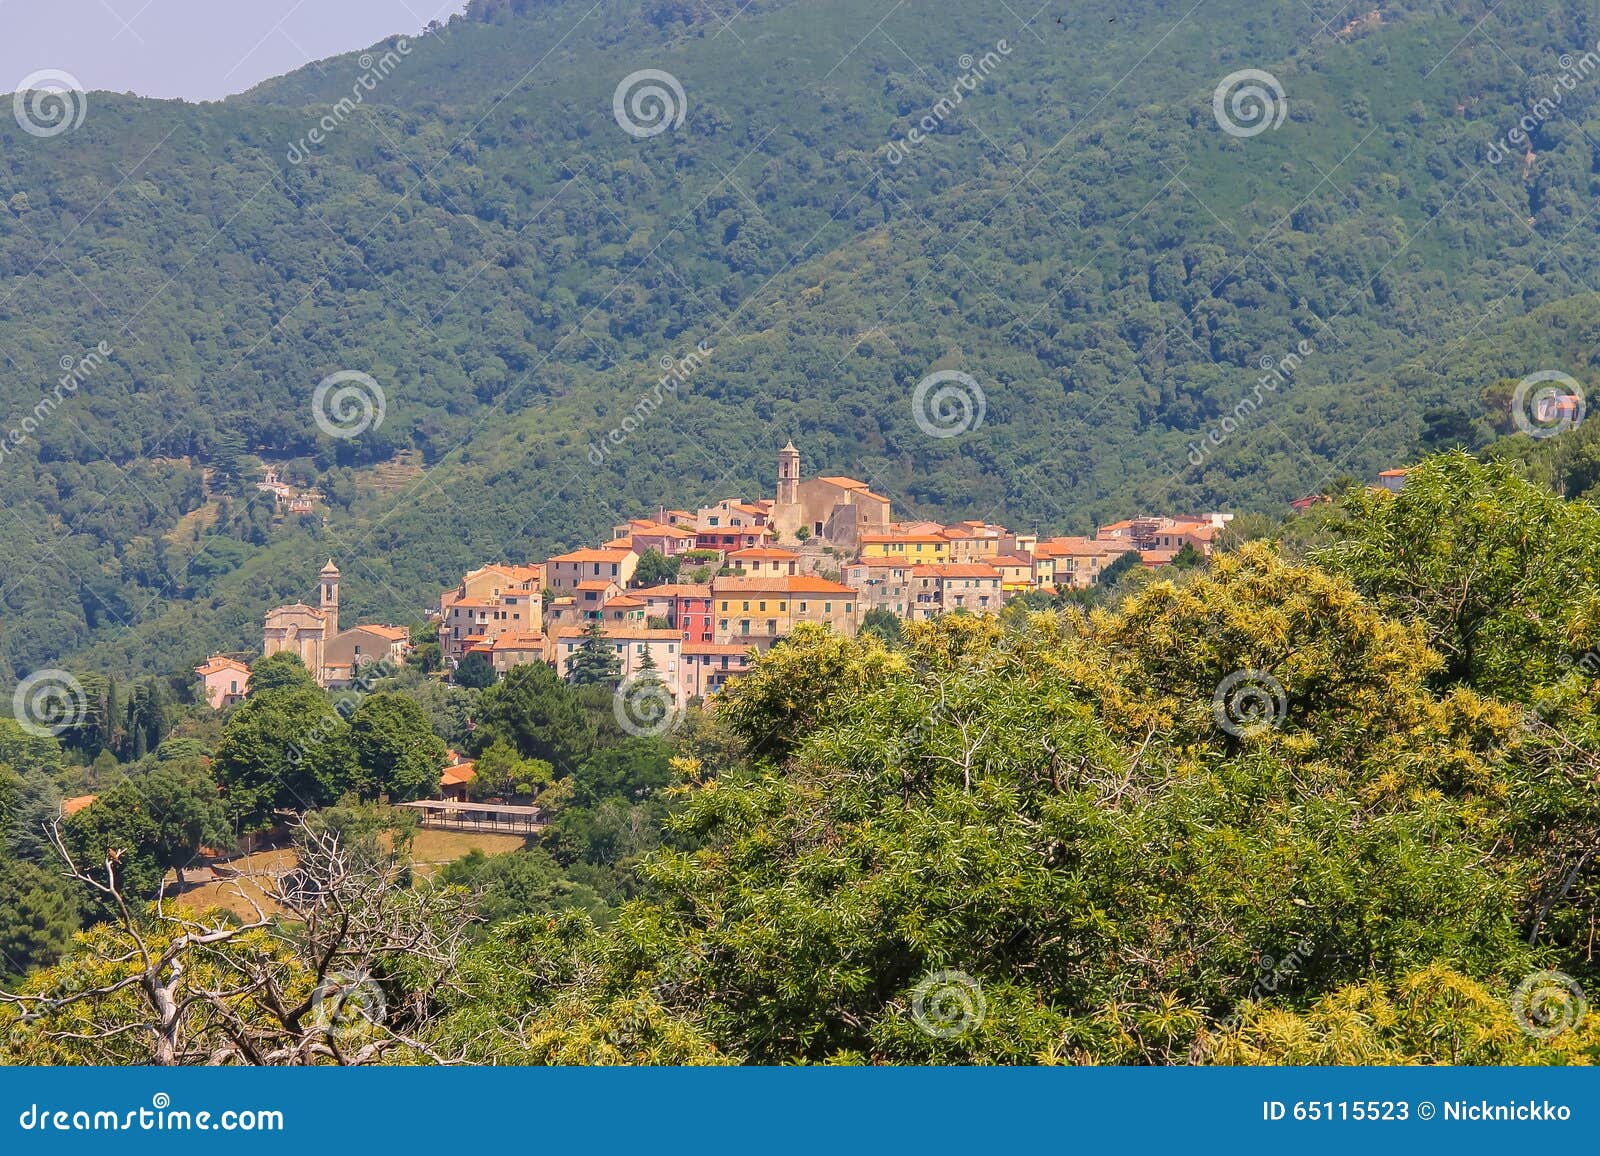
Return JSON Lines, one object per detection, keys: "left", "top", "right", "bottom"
{"left": 3, "top": 0, "right": 1600, "bottom": 681}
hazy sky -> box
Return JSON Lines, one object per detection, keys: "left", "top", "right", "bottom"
{"left": 0, "top": 0, "right": 467, "bottom": 102}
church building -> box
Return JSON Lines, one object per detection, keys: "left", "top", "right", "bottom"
{"left": 262, "top": 560, "right": 411, "bottom": 687}
{"left": 768, "top": 441, "right": 890, "bottom": 551}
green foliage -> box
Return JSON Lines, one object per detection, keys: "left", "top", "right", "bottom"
{"left": 567, "top": 623, "right": 623, "bottom": 688}
{"left": 0, "top": 858, "right": 78, "bottom": 984}
{"left": 470, "top": 663, "right": 596, "bottom": 773}
{"left": 10, "top": 1, "right": 1599, "bottom": 685}
{"left": 1317, "top": 452, "right": 1600, "bottom": 698}
{"left": 348, "top": 693, "right": 449, "bottom": 803}
{"left": 210, "top": 687, "right": 357, "bottom": 830}
{"left": 633, "top": 550, "right": 681, "bottom": 588}
{"left": 440, "top": 848, "right": 607, "bottom": 927}
{"left": 861, "top": 607, "right": 905, "bottom": 646}
{"left": 470, "top": 740, "right": 554, "bottom": 801}
{"left": 454, "top": 652, "right": 498, "bottom": 689}
{"left": 247, "top": 652, "right": 319, "bottom": 695}
{"left": 67, "top": 760, "right": 231, "bottom": 912}
{"left": 434, "top": 511, "right": 1600, "bottom": 1064}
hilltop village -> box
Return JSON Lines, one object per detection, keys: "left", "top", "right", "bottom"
{"left": 192, "top": 443, "right": 1268, "bottom": 712}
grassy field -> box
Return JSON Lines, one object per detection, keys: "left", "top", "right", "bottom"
{"left": 409, "top": 829, "right": 532, "bottom": 876}
{"left": 168, "top": 848, "right": 296, "bottom": 920}
{"left": 166, "top": 831, "right": 535, "bottom": 915}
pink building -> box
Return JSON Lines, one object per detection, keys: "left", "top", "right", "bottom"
{"left": 195, "top": 655, "right": 250, "bottom": 709}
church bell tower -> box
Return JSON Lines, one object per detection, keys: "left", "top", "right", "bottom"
{"left": 319, "top": 558, "right": 341, "bottom": 638}
{"left": 777, "top": 441, "right": 800, "bottom": 508}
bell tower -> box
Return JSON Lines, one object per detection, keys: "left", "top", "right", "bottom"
{"left": 777, "top": 441, "right": 800, "bottom": 508}
{"left": 319, "top": 558, "right": 341, "bottom": 638}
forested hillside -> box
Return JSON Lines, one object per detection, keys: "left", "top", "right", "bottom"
{"left": 4, "top": 0, "right": 1600, "bottom": 682}
{"left": 10, "top": 455, "right": 1600, "bottom": 1064}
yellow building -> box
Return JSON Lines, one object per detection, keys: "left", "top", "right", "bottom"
{"left": 858, "top": 533, "right": 950, "bottom": 564}
{"left": 711, "top": 575, "right": 859, "bottom": 645}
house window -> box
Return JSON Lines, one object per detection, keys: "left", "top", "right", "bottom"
{"left": 740, "top": 620, "right": 750, "bottom": 634}
{"left": 824, "top": 603, "right": 831, "bottom": 613}
{"left": 759, "top": 601, "right": 767, "bottom": 611}
{"left": 767, "top": 620, "right": 776, "bottom": 634}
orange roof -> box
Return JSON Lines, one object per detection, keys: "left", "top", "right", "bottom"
{"left": 602, "top": 538, "right": 635, "bottom": 550}
{"left": 641, "top": 584, "right": 713, "bottom": 598}
{"left": 713, "top": 575, "right": 857, "bottom": 595}
{"left": 575, "top": 580, "right": 620, "bottom": 591}
{"left": 195, "top": 655, "right": 249, "bottom": 676}
{"left": 441, "top": 762, "right": 477, "bottom": 787}
{"left": 554, "top": 626, "right": 681, "bottom": 641}
{"left": 928, "top": 563, "right": 1001, "bottom": 578}
{"left": 860, "top": 533, "right": 947, "bottom": 545}
{"left": 989, "top": 555, "right": 1034, "bottom": 567}
{"left": 356, "top": 624, "right": 410, "bottom": 641}
{"left": 467, "top": 563, "right": 540, "bottom": 583}
{"left": 605, "top": 595, "right": 646, "bottom": 608}
{"left": 813, "top": 477, "right": 888, "bottom": 502}
{"left": 549, "top": 548, "right": 633, "bottom": 564}
{"left": 62, "top": 794, "right": 97, "bottom": 816}
{"left": 1378, "top": 468, "right": 1410, "bottom": 478}
{"left": 629, "top": 522, "right": 697, "bottom": 538}
{"left": 491, "top": 633, "right": 544, "bottom": 651}
{"left": 728, "top": 547, "right": 800, "bottom": 560}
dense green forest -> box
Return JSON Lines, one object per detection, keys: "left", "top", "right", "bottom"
{"left": 4, "top": 0, "right": 1600, "bottom": 682}
{"left": 8, "top": 454, "right": 1600, "bottom": 1063}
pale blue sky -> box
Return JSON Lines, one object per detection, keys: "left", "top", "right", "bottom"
{"left": 0, "top": 0, "right": 467, "bottom": 102}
